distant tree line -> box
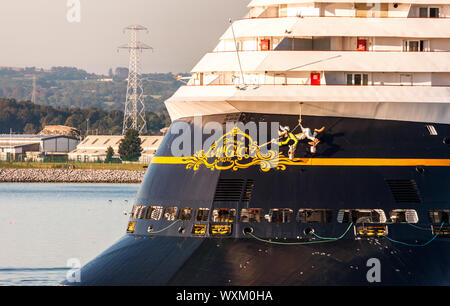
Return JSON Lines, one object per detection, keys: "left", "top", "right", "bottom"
{"left": 0, "top": 66, "right": 187, "bottom": 113}
{"left": 0, "top": 98, "right": 169, "bottom": 136}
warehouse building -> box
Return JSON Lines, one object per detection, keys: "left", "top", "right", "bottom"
{"left": 68, "top": 135, "right": 163, "bottom": 163}
{"left": 0, "top": 134, "right": 80, "bottom": 161}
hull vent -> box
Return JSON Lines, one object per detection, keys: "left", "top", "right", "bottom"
{"left": 386, "top": 179, "right": 422, "bottom": 203}
{"left": 214, "top": 179, "right": 245, "bottom": 202}
{"left": 213, "top": 178, "right": 255, "bottom": 202}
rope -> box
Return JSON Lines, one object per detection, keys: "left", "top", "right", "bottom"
{"left": 382, "top": 223, "right": 445, "bottom": 247}
{"left": 310, "top": 224, "right": 353, "bottom": 240}
{"left": 247, "top": 223, "right": 353, "bottom": 245}
{"left": 298, "top": 102, "right": 303, "bottom": 125}
{"left": 407, "top": 223, "right": 432, "bottom": 231}
{"left": 148, "top": 219, "right": 180, "bottom": 234}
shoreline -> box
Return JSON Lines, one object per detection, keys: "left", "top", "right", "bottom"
{"left": 0, "top": 168, "right": 145, "bottom": 184}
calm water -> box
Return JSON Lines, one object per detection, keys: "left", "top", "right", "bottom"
{"left": 0, "top": 183, "right": 139, "bottom": 286}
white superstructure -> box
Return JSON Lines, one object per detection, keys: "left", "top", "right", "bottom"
{"left": 166, "top": 1, "right": 450, "bottom": 123}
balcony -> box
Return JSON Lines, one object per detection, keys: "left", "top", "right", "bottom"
{"left": 192, "top": 51, "right": 450, "bottom": 74}
{"left": 222, "top": 17, "right": 450, "bottom": 40}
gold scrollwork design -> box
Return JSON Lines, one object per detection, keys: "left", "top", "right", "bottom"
{"left": 183, "top": 127, "right": 299, "bottom": 172}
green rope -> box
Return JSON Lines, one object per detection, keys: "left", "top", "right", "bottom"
{"left": 407, "top": 223, "right": 432, "bottom": 231}
{"left": 148, "top": 219, "right": 180, "bottom": 234}
{"left": 247, "top": 223, "right": 353, "bottom": 245}
{"left": 310, "top": 224, "right": 354, "bottom": 240}
{"left": 382, "top": 223, "right": 445, "bottom": 247}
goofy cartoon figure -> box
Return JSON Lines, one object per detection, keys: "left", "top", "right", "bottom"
{"left": 276, "top": 124, "right": 325, "bottom": 160}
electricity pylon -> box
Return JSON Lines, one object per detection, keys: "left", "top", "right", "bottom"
{"left": 118, "top": 25, "right": 153, "bottom": 135}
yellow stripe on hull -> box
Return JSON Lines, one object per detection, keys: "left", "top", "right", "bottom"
{"left": 152, "top": 156, "right": 450, "bottom": 168}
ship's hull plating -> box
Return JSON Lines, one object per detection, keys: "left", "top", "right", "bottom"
{"left": 68, "top": 235, "right": 450, "bottom": 285}
{"left": 64, "top": 113, "right": 450, "bottom": 285}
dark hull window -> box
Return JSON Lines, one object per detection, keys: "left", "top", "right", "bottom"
{"left": 211, "top": 208, "right": 236, "bottom": 223}
{"left": 163, "top": 206, "right": 178, "bottom": 221}
{"left": 195, "top": 208, "right": 210, "bottom": 222}
{"left": 240, "top": 208, "right": 264, "bottom": 223}
{"left": 297, "top": 209, "right": 333, "bottom": 223}
{"left": 338, "top": 209, "right": 386, "bottom": 223}
{"left": 390, "top": 209, "right": 419, "bottom": 223}
{"left": 429, "top": 210, "right": 450, "bottom": 223}
{"left": 133, "top": 205, "right": 146, "bottom": 219}
{"left": 179, "top": 207, "right": 193, "bottom": 221}
{"left": 265, "top": 208, "right": 293, "bottom": 223}
{"left": 146, "top": 206, "right": 163, "bottom": 220}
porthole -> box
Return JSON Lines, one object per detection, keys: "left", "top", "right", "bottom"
{"left": 304, "top": 227, "right": 314, "bottom": 235}
{"left": 243, "top": 227, "right": 254, "bottom": 235}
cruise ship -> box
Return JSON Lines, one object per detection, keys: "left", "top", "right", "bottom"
{"left": 66, "top": 1, "right": 450, "bottom": 285}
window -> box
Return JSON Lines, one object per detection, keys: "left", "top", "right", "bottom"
{"left": 337, "top": 209, "right": 387, "bottom": 223}
{"left": 145, "top": 206, "right": 163, "bottom": 220}
{"left": 429, "top": 210, "right": 450, "bottom": 223}
{"left": 179, "top": 207, "right": 193, "bottom": 221}
{"left": 240, "top": 208, "right": 264, "bottom": 223}
{"left": 403, "top": 40, "right": 428, "bottom": 52}
{"left": 195, "top": 208, "right": 210, "bottom": 222}
{"left": 347, "top": 74, "right": 369, "bottom": 86}
{"left": 390, "top": 209, "right": 419, "bottom": 223}
{"left": 430, "top": 8, "right": 440, "bottom": 18}
{"left": 210, "top": 225, "right": 232, "bottom": 236}
{"left": 192, "top": 224, "right": 207, "bottom": 235}
{"left": 419, "top": 7, "right": 439, "bottom": 18}
{"left": 265, "top": 208, "right": 293, "bottom": 223}
{"left": 355, "top": 225, "right": 388, "bottom": 237}
{"left": 419, "top": 7, "right": 428, "bottom": 17}
{"left": 297, "top": 209, "right": 333, "bottom": 223}
{"left": 163, "top": 206, "right": 178, "bottom": 221}
{"left": 211, "top": 208, "right": 236, "bottom": 223}
{"left": 131, "top": 205, "right": 146, "bottom": 219}
{"left": 127, "top": 221, "right": 136, "bottom": 233}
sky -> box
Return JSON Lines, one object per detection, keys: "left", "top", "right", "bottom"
{"left": 0, "top": 0, "right": 249, "bottom": 74}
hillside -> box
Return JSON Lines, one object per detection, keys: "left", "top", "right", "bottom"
{"left": 0, "top": 66, "right": 185, "bottom": 113}
{"left": 0, "top": 98, "right": 169, "bottom": 136}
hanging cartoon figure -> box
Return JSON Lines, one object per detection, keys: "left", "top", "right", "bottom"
{"left": 298, "top": 124, "right": 325, "bottom": 154}
{"left": 275, "top": 124, "right": 325, "bottom": 159}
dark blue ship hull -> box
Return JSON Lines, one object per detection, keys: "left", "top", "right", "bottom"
{"left": 66, "top": 235, "right": 450, "bottom": 285}
{"left": 63, "top": 113, "right": 450, "bottom": 286}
